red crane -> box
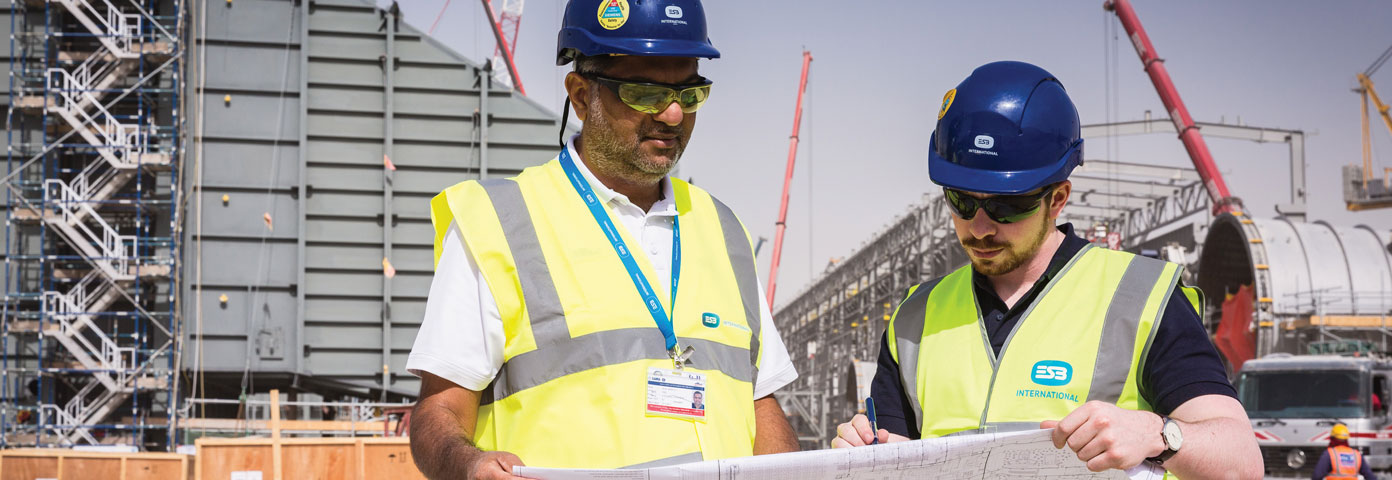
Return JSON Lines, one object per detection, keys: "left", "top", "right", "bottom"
{"left": 765, "top": 51, "right": 813, "bottom": 309}
{"left": 1104, "top": 0, "right": 1241, "bottom": 213}
{"left": 480, "top": 0, "right": 526, "bottom": 95}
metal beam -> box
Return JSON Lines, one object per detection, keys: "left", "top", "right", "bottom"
{"left": 1075, "top": 159, "right": 1200, "bottom": 183}
{"left": 295, "top": 0, "right": 311, "bottom": 377}
{"left": 1082, "top": 117, "right": 1307, "bottom": 220}
{"left": 380, "top": 5, "right": 397, "bottom": 401}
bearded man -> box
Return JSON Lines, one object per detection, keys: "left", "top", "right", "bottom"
{"left": 831, "top": 61, "right": 1261, "bottom": 480}
{"left": 406, "top": 2, "right": 799, "bottom": 478}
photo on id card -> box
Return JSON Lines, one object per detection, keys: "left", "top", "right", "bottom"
{"left": 646, "top": 367, "right": 706, "bottom": 421}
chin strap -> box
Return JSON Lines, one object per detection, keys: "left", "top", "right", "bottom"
{"left": 558, "top": 96, "right": 571, "bottom": 147}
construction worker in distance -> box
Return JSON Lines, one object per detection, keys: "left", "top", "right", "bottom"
{"left": 831, "top": 61, "right": 1263, "bottom": 478}
{"left": 406, "top": 1, "right": 800, "bottom": 478}
{"left": 1313, "top": 423, "right": 1374, "bottom": 480}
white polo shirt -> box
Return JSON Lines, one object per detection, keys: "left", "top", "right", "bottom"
{"left": 407, "top": 139, "right": 798, "bottom": 400}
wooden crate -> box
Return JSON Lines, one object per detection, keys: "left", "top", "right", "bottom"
{"left": 0, "top": 448, "right": 192, "bottom": 480}
{"left": 195, "top": 437, "right": 423, "bottom": 480}
{"left": 194, "top": 389, "right": 424, "bottom": 480}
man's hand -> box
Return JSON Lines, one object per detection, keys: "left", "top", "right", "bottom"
{"left": 831, "top": 414, "right": 911, "bottom": 448}
{"left": 468, "top": 451, "right": 529, "bottom": 480}
{"left": 412, "top": 372, "right": 534, "bottom": 480}
{"left": 1041, "top": 401, "right": 1165, "bottom": 472}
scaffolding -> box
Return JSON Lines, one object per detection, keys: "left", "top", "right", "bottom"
{"left": 2, "top": 0, "right": 181, "bottom": 449}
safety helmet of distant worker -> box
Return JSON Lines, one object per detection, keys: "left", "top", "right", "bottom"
{"left": 1332, "top": 423, "right": 1351, "bottom": 441}
{"left": 556, "top": 0, "right": 720, "bottom": 66}
{"left": 928, "top": 61, "right": 1084, "bottom": 195}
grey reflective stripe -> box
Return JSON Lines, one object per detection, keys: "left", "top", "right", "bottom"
{"left": 479, "top": 178, "right": 569, "bottom": 346}
{"left": 980, "top": 422, "right": 1045, "bottom": 434}
{"left": 940, "top": 423, "right": 1044, "bottom": 437}
{"left": 1087, "top": 255, "right": 1171, "bottom": 404}
{"left": 892, "top": 279, "right": 939, "bottom": 430}
{"left": 485, "top": 328, "right": 754, "bottom": 403}
{"left": 622, "top": 452, "right": 704, "bottom": 469}
{"left": 709, "top": 196, "right": 762, "bottom": 370}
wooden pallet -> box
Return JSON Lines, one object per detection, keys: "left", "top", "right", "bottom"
{"left": 0, "top": 448, "right": 192, "bottom": 480}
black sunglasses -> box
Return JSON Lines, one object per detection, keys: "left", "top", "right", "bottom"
{"left": 944, "top": 186, "right": 1055, "bottom": 224}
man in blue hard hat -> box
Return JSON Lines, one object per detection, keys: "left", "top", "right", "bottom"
{"left": 832, "top": 61, "right": 1262, "bottom": 478}
{"left": 407, "top": 1, "right": 799, "bottom": 478}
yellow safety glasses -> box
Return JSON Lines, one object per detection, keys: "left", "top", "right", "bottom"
{"left": 586, "top": 75, "right": 713, "bottom": 114}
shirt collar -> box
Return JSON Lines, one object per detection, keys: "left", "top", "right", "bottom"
{"left": 566, "top": 135, "right": 677, "bottom": 217}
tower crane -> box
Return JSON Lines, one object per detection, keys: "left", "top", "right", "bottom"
{"left": 1346, "top": 44, "right": 1392, "bottom": 210}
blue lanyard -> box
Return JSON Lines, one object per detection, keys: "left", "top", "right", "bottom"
{"left": 558, "top": 148, "right": 682, "bottom": 355}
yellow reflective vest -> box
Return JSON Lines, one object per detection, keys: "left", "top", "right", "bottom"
{"left": 887, "top": 245, "right": 1200, "bottom": 438}
{"left": 429, "top": 157, "right": 764, "bottom": 468}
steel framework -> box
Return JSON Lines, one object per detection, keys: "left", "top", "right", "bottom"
{"left": 2, "top": 0, "right": 182, "bottom": 448}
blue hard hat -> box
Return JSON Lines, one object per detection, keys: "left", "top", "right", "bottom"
{"left": 928, "top": 61, "right": 1083, "bottom": 195}
{"left": 557, "top": 0, "right": 720, "bottom": 66}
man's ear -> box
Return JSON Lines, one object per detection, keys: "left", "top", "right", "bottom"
{"left": 563, "top": 72, "right": 590, "bottom": 122}
{"left": 1048, "top": 180, "right": 1072, "bottom": 219}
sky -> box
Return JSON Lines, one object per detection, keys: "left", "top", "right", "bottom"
{"left": 381, "top": 0, "right": 1392, "bottom": 309}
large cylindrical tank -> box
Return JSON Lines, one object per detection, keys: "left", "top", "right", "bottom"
{"left": 1197, "top": 213, "right": 1392, "bottom": 359}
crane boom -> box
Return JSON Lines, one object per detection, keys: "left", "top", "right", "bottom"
{"left": 480, "top": 0, "right": 526, "bottom": 95}
{"left": 765, "top": 51, "right": 813, "bottom": 309}
{"left": 1358, "top": 73, "right": 1392, "bottom": 187}
{"left": 1104, "top": 0, "right": 1241, "bottom": 213}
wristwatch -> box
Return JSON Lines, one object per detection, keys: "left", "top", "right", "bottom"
{"left": 1147, "top": 415, "right": 1183, "bottom": 465}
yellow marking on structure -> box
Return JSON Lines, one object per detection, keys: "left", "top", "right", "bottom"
{"left": 1249, "top": 239, "right": 1263, "bottom": 244}
{"left": 1259, "top": 297, "right": 1273, "bottom": 303}
{"left": 1255, "top": 264, "right": 1269, "bottom": 270}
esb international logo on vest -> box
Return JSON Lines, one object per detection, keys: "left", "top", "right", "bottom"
{"left": 1016, "top": 360, "right": 1079, "bottom": 402}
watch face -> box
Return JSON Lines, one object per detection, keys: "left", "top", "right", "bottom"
{"left": 1163, "top": 420, "right": 1183, "bottom": 450}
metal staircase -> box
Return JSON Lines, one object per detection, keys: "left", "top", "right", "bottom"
{"left": 48, "top": 0, "right": 143, "bottom": 59}
{"left": 3, "top": 0, "right": 181, "bottom": 448}
{"left": 40, "top": 281, "right": 136, "bottom": 445}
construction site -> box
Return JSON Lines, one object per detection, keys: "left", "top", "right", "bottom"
{"left": 0, "top": 0, "right": 1390, "bottom": 478}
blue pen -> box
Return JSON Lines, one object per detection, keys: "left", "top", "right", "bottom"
{"left": 865, "top": 397, "right": 879, "bottom": 445}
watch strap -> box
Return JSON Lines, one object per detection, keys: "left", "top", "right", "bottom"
{"left": 1147, "top": 416, "right": 1179, "bottom": 465}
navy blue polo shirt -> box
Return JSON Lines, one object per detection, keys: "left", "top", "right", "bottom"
{"left": 870, "top": 223, "right": 1237, "bottom": 439}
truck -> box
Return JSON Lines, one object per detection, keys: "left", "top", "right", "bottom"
{"left": 1237, "top": 353, "right": 1392, "bottom": 478}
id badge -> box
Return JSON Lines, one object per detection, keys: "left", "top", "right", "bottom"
{"left": 646, "top": 367, "right": 707, "bottom": 421}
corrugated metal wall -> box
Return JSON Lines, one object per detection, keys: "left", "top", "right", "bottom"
{"left": 186, "top": 0, "right": 570, "bottom": 398}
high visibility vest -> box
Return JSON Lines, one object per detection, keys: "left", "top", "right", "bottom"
{"left": 886, "top": 245, "right": 1200, "bottom": 438}
{"left": 429, "top": 158, "right": 764, "bottom": 469}
{"left": 1327, "top": 445, "right": 1362, "bottom": 480}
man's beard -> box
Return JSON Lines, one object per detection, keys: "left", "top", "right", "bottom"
{"left": 581, "top": 98, "right": 686, "bottom": 180}
{"left": 959, "top": 215, "right": 1052, "bottom": 276}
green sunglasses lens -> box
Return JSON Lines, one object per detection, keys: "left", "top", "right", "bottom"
{"left": 676, "top": 85, "right": 710, "bottom": 113}
{"left": 617, "top": 83, "right": 671, "bottom": 114}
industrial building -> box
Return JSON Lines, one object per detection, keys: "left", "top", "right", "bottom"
{"left": 1, "top": 0, "right": 566, "bottom": 448}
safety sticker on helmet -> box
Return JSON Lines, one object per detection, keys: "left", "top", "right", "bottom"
{"left": 938, "top": 88, "right": 956, "bottom": 120}
{"left": 597, "top": 0, "right": 630, "bottom": 30}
